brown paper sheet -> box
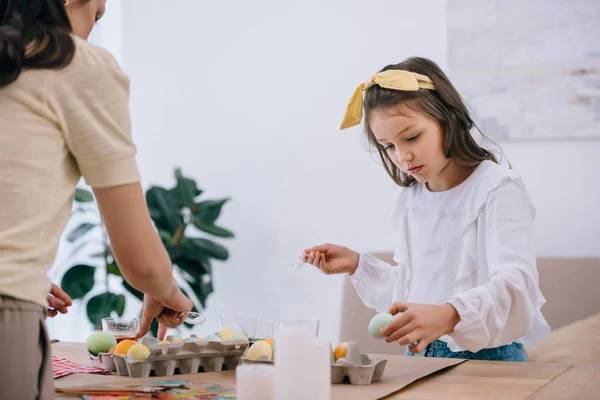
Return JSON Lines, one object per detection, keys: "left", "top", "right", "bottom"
{"left": 53, "top": 342, "right": 464, "bottom": 400}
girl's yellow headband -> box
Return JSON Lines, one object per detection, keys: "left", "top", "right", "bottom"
{"left": 340, "top": 70, "right": 436, "bottom": 130}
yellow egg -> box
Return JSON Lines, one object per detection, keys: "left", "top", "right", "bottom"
{"left": 197, "top": 337, "right": 204, "bottom": 342}
{"left": 158, "top": 340, "right": 171, "bottom": 345}
{"left": 172, "top": 337, "right": 183, "bottom": 343}
{"left": 227, "top": 333, "right": 249, "bottom": 344}
{"left": 127, "top": 343, "right": 151, "bottom": 361}
{"left": 245, "top": 340, "right": 272, "bottom": 361}
{"left": 217, "top": 328, "right": 235, "bottom": 341}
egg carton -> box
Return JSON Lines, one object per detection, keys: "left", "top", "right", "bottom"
{"left": 90, "top": 352, "right": 117, "bottom": 371}
{"left": 331, "top": 354, "right": 387, "bottom": 385}
{"left": 240, "top": 341, "right": 387, "bottom": 385}
{"left": 90, "top": 335, "right": 249, "bottom": 378}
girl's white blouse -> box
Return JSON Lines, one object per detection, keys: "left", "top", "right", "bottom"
{"left": 350, "top": 160, "right": 551, "bottom": 352}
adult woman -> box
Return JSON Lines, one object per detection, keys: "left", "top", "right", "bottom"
{"left": 0, "top": 1, "right": 192, "bottom": 398}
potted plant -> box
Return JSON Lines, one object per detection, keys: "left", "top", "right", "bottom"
{"left": 60, "top": 168, "right": 234, "bottom": 335}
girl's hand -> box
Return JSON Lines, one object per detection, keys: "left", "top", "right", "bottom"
{"left": 303, "top": 243, "right": 360, "bottom": 275}
{"left": 46, "top": 284, "right": 73, "bottom": 318}
{"left": 381, "top": 302, "right": 461, "bottom": 353}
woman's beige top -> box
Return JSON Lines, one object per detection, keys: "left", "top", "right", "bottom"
{"left": 0, "top": 35, "right": 140, "bottom": 308}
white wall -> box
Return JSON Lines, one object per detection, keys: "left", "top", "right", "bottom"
{"left": 495, "top": 141, "right": 600, "bottom": 257}
{"left": 116, "top": 0, "right": 448, "bottom": 344}
{"left": 47, "top": 0, "right": 600, "bottom": 344}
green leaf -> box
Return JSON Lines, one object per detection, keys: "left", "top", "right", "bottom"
{"left": 145, "top": 187, "right": 184, "bottom": 234}
{"left": 171, "top": 168, "right": 202, "bottom": 208}
{"left": 74, "top": 188, "right": 94, "bottom": 203}
{"left": 158, "top": 229, "right": 174, "bottom": 243}
{"left": 107, "top": 263, "right": 122, "bottom": 277}
{"left": 66, "top": 222, "right": 96, "bottom": 242}
{"left": 191, "top": 199, "right": 230, "bottom": 224}
{"left": 192, "top": 218, "right": 234, "bottom": 238}
{"left": 175, "top": 258, "right": 210, "bottom": 283}
{"left": 122, "top": 280, "right": 143, "bottom": 301}
{"left": 115, "top": 294, "right": 126, "bottom": 316}
{"left": 195, "top": 280, "right": 214, "bottom": 308}
{"left": 86, "top": 293, "right": 123, "bottom": 327}
{"left": 61, "top": 265, "right": 95, "bottom": 300}
{"left": 148, "top": 207, "right": 162, "bottom": 220}
{"left": 176, "top": 261, "right": 211, "bottom": 311}
{"left": 150, "top": 319, "right": 159, "bottom": 338}
{"left": 187, "top": 237, "right": 229, "bottom": 260}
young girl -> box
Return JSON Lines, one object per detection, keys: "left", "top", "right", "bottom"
{"left": 303, "top": 57, "right": 550, "bottom": 361}
{"left": 0, "top": 1, "right": 192, "bottom": 398}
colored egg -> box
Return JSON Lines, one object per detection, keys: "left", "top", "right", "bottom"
{"left": 204, "top": 334, "right": 222, "bottom": 342}
{"left": 158, "top": 339, "right": 171, "bottom": 345}
{"left": 114, "top": 339, "right": 138, "bottom": 355}
{"left": 86, "top": 332, "right": 117, "bottom": 356}
{"left": 171, "top": 336, "right": 183, "bottom": 343}
{"left": 245, "top": 340, "right": 272, "bottom": 361}
{"left": 183, "top": 337, "right": 197, "bottom": 343}
{"left": 127, "top": 343, "right": 151, "bottom": 361}
{"left": 227, "top": 333, "right": 249, "bottom": 344}
{"left": 334, "top": 342, "right": 349, "bottom": 360}
{"left": 368, "top": 312, "right": 393, "bottom": 339}
{"left": 217, "top": 328, "right": 235, "bottom": 341}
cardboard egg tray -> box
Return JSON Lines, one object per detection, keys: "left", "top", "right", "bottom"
{"left": 331, "top": 354, "right": 388, "bottom": 385}
{"left": 89, "top": 335, "right": 249, "bottom": 378}
{"left": 239, "top": 341, "right": 388, "bottom": 385}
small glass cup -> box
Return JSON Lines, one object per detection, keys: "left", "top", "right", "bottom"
{"left": 280, "top": 319, "right": 320, "bottom": 337}
{"left": 219, "top": 315, "right": 258, "bottom": 338}
{"left": 102, "top": 317, "right": 140, "bottom": 342}
{"left": 255, "top": 319, "right": 275, "bottom": 340}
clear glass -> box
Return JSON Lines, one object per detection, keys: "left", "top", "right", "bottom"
{"left": 101, "top": 317, "right": 140, "bottom": 342}
{"left": 183, "top": 311, "right": 206, "bottom": 325}
{"left": 288, "top": 254, "right": 306, "bottom": 269}
{"left": 219, "top": 315, "right": 258, "bottom": 338}
{"left": 280, "top": 319, "right": 320, "bottom": 337}
{"left": 255, "top": 319, "right": 275, "bottom": 339}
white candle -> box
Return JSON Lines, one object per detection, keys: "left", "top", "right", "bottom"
{"left": 274, "top": 326, "right": 313, "bottom": 400}
{"left": 236, "top": 364, "right": 275, "bottom": 400}
{"left": 312, "top": 339, "right": 332, "bottom": 400}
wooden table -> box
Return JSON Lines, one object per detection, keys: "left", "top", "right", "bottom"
{"left": 52, "top": 343, "right": 600, "bottom": 399}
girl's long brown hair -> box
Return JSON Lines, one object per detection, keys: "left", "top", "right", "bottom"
{"left": 363, "top": 57, "right": 499, "bottom": 187}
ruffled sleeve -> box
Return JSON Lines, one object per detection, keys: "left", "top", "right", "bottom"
{"left": 447, "top": 168, "right": 550, "bottom": 352}
{"left": 349, "top": 186, "right": 412, "bottom": 312}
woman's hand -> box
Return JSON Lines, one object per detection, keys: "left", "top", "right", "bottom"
{"left": 136, "top": 281, "right": 194, "bottom": 341}
{"left": 46, "top": 284, "right": 73, "bottom": 318}
{"left": 303, "top": 243, "right": 360, "bottom": 275}
{"left": 381, "top": 302, "right": 461, "bottom": 353}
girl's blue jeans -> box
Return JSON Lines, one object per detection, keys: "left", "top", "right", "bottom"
{"left": 405, "top": 339, "right": 528, "bottom": 362}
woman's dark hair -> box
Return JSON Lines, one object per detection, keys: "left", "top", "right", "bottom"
{"left": 0, "top": 0, "right": 88, "bottom": 88}
{"left": 363, "top": 57, "right": 499, "bottom": 187}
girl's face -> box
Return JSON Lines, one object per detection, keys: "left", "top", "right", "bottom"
{"left": 65, "top": 0, "right": 107, "bottom": 40}
{"left": 369, "top": 104, "right": 455, "bottom": 191}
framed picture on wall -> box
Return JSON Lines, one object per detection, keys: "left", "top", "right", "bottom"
{"left": 447, "top": 0, "right": 600, "bottom": 141}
